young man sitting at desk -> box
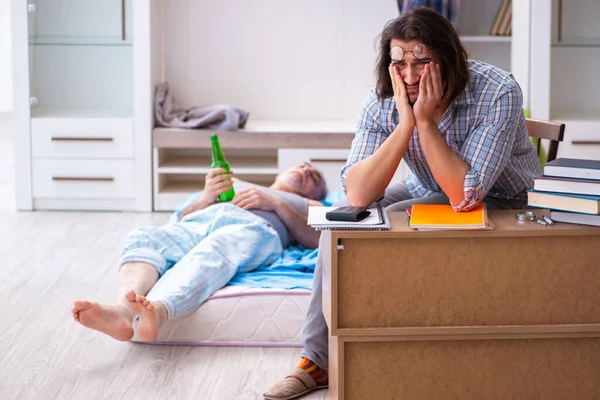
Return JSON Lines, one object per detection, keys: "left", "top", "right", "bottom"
{"left": 265, "top": 7, "right": 542, "bottom": 400}
{"left": 72, "top": 163, "right": 325, "bottom": 343}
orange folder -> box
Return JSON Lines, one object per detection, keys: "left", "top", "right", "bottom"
{"left": 409, "top": 204, "right": 488, "bottom": 229}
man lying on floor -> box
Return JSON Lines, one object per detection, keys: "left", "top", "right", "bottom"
{"left": 72, "top": 163, "right": 325, "bottom": 342}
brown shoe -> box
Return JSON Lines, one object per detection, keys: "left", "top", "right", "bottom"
{"left": 263, "top": 367, "right": 328, "bottom": 400}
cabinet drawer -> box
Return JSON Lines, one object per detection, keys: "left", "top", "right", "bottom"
{"left": 32, "top": 159, "right": 134, "bottom": 199}
{"left": 555, "top": 120, "right": 600, "bottom": 161}
{"left": 330, "top": 235, "right": 600, "bottom": 330}
{"left": 558, "top": 141, "right": 600, "bottom": 160}
{"left": 339, "top": 339, "right": 600, "bottom": 400}
{"left": 31, "top": 118, "right": 133, "bottom": 159}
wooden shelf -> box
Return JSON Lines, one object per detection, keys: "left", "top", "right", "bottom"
{"left": 551, "top": 108, "right": 600, "bottom": 122}
{"left": 160, "top": 178, "right": 274, "bottom": 193}
{"left": 153, "top": 124, "right": 357, "bottom": 210}
{"left": 157, "top": 156, "right": 279, "bottom": 174}
{"left": 29, "top": 35, "right": 133, "bottom": 46}
{"left": 156, "top": 181, "right": 199, "bottom": 211}
{"left": 156, "top": 176, "right": 278, "bottom": 211}
{"left": 153, "top": 120, "right": 356, "bottom": 149}
{"left": 460, "top": 35, "right": 511, "bottom": 43}
{"left": 160, "top": 180, "right": 202, "bottom": 194}
{"left": 31, "top": 107, "right": 133, "bottom": 118}
{"left": 552, "top": 37, "right": 600, "bottom": 47}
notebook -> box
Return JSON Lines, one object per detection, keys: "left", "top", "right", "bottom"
{"left": 549, "top": 211, "right": 600, "bottom": 227}
{"left": 408, "top": 204, "right": 489, "bottom": 230}
{"left": 543, "top": 158, "right": 600, "bottom": 181}
{"left": 308, "top": 203, "right": 390, "bottom": 230}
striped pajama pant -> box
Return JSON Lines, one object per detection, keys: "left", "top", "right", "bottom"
{"left": 118, "top": 203, "right": 283, "bottom": 319}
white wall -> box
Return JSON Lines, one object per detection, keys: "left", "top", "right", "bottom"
{"left": 163, "top": 0, "right": 398, "bottom": 122}
{"left": 0, "top": 0, "right": 512, "bottom": 119}
{"left": 162, "top": 0, "right": 510, "bottom": 123}
{"left": 0, "top": 0, "right": 12, "bottom": 113}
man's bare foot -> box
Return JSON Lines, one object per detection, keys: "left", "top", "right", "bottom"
{"left": 72, "top": 301, "right": 134, "bottom": 341}
{"left": 125, "top": 290, "right": 166, "bottom": 341}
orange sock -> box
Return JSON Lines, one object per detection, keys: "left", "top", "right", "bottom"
{"left": 296, "top": 357, "right": 328, "bottom": 386}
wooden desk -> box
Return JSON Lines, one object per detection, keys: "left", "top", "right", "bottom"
{"left": 322, "top": 209, "right": 600, "bottom": 399}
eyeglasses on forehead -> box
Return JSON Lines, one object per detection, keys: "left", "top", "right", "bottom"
{"left": 389, "top": 43, "right": 430, "bottom": 62}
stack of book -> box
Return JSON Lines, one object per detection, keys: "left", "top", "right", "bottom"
{"left": 528, "top": 158, "right": 600, "bottom": 227}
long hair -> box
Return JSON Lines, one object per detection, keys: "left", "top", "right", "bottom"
{"left": 374, "top": 7, "right": 470, "bottom": 104}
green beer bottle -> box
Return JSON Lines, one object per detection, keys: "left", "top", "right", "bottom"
{"left": 210, "top": 134, "right": 235, "bottom": 202}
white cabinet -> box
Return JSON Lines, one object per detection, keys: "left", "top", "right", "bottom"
{"left": 277, "top": 148, "right": 410, "bottom": 194}
{"left": 10, "top": 0, "right": 153, "bottom": 211}
{"left": 527, "top": 0, "right": 600, "bottom": 160}
{"left": 154, "top": 146, "right": 280, "bottom": 211}
{"left": 457, "top": 0, "right": 532, "bottom": 107}
{"left": 32, "top": 159, "right": 134, "bottom": 199}
{"left": 556, "top": 120, "right": 600, "bottom": 161}
{"left": 277, "top": 149, "right": 350, "bottom": 194}
{"left": 457, "top": 0, "right": 513, "bottom": 73}
{"left": 152, "top": 127, "right": 357, "bottom": 211}
{"left": 152, "top": 129, "right": 412, "bottom": 211}
{"left": 10, "top": 1, "right": 523, "bottom": 211}
{"left": 30, "top": 118, "right": 134, "bottom": 159}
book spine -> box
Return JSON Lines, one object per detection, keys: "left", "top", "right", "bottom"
{"left": 550, "top": 212, "right": 600, "bottom": 227}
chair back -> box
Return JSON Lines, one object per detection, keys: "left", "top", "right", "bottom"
{"left": 525, "top": 117, "right": 565, "bottom": 162}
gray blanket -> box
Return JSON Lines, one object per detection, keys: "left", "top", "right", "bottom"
{"left": 154, "top": 82, "right": 249, "bottom": 130}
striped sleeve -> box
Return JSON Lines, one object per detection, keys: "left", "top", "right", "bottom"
{"left": 340, "top": 90, "right": 387, "bottom": 193}
{"left": 453, "top": 86, "right": 522, "bottom": 211}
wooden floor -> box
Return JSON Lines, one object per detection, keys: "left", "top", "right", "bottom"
{"left": 0, "top": 116, "right": 328, "bottom": 400}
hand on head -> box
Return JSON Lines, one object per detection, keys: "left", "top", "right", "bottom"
{"left": 413, "top": 62, "right": 444, "bottom": 124}
{"left": 389, "top": 62, "right": 416, "bottom": 131}
{"left": 388, "top": 39, "right": 445, "bottom": 127}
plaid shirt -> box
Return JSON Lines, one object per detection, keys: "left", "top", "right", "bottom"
{"left": 341, "top": 60, "right": 542, "bottom": 211}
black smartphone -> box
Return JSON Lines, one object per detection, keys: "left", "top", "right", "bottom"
{"left": 325, "top": 206, "right": 371, "bottom": 222}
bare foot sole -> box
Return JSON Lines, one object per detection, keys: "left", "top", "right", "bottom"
{"left": 126, "top": 291, "right": 162, "bottom": 342}
{"left": 72, "top": 301, "right": 134, "bottom": 341}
